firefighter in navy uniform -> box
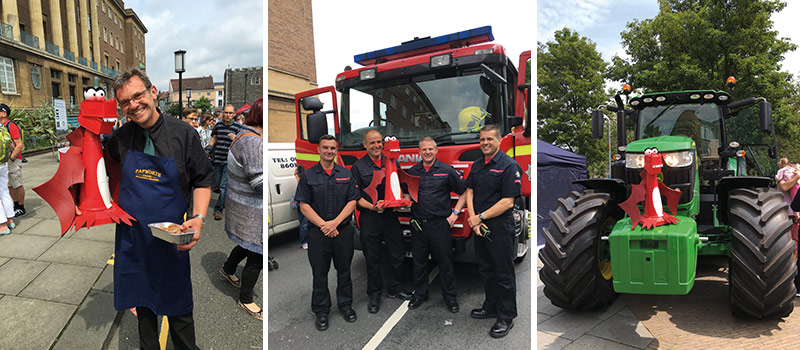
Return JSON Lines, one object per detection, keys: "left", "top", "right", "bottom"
{"left": 466, "top": 125, "right": 522, "bottom": 338}
{"left": 295, "top": 135, "right": 360, "bottom": 331}
{"left": 406, "top": 137, "right": 467, "bottom": 312}
{"left": 351, "top": 129, "right": 413, "bottom": 314}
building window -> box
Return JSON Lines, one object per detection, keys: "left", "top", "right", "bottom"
{"left": 102, "top": 1, "right": 106, "bottom": 13}
{"left": 104, "top": 54, "right": 109, "bottom": 67}
{"left": 218, "top": 91, "right": 223, "bottom": 96}
{"left": 121, "top": 41, "right": 124, "bottom": 53}
{"left": 104, "top": 27, "right": 107, "bottom": 42}
{"left": 68, "top": 74, "right": 77, "bottom": 83}
{"left": 250, "top": 75, "right": 261, "bottom": 85}
{"left": 51, "top": 69, "right": 61, "bottom": 80}
{"left": 0, "top": 57, "right": 17, "bottom": 93}
{"left": 88, "top": 14, "right": 92, "bottom": 31}
{"left": 31, "top": 65, "right": 41, "bottom": 90}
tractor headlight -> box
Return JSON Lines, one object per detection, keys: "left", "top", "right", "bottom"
{"left": 626, "top": 153, "right": 645, "bottom": 169}
{"left": 662, "top": 150, "right": 694, "bottom": 168}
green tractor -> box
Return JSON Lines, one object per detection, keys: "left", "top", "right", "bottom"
{"left": 538, "top": 82, "right": 797, "bottom": 318}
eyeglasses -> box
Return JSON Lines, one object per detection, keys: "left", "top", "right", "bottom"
{"left": 118, "top": 89, "right": 150, "bottom": 109}
{"left": 223, "top": 112, "right": 235, "bottom": 115}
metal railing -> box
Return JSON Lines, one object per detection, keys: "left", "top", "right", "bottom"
{"left": 91, "top": 61, "right": 98, "bottom": 70}
{"left": 45, "top": 40, "right": 60, "bottom": 56}
{"left": 64, "top": 49, "right": 75, "bottom": 62}
{"left": 0, "top": 22, "right": 12, "bottom": 40}
{"left": 20, "top": 30, "right": 39, "bottom": 49}
{"left": 79, "top": 56, "right": 88, "bottom": 66}
{"left": 101, "top": 65, "right": 118, "bottom": 77}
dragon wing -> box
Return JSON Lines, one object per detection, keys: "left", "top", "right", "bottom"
{"left": 658, "top": 182, "right": 682, "bottom": 216}
{"left": 397, "top": 168, "right": 420, "bottom": 203}
{"left": 619, "top": 180, "right": 646, "bottom": 229}
{"left": 32, "top": 129, "right": 86, "bottom": 236}
{"left": 363, "top": 169, "right": 385, "bottom": 206}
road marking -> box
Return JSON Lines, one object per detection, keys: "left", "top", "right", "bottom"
{"left": 362, "top": 266, "right": 440, "bottom": 350}
{"left": 160, "top": 316, "right": 169, "bottom": 350}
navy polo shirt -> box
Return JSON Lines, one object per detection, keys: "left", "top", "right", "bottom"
{"left": 407, "top": 159, "right": 467, "bottom": 219}
{"left": 295, "top": 162, "right": 360, "bottom": 223}
{"left": 466, "top": 150, "right": 522, "bottom": 215}
{"left": 350, "top": 154, "right": 407, "bottom": 209}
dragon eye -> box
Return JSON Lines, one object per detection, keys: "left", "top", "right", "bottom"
{"left": 645, "top": 149, "right": 652, "bottom": 155}
{"left": 85, "top": 88, "right": 97, "bottom": 99}
{"left": 384, "top": 136, "right": 391, "bottom": 142}
{"left": 652, "top": 148, "right": 658, "bottom": 154}
{"left": 390, "top": 136, "right": 397, "bottom": 141}
{"left": 97, "top": 89, "right": 105, "bottom": 98}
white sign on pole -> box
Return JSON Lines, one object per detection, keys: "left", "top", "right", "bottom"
{"left": 53, "top": 99, "right": 68, "bottom": 131}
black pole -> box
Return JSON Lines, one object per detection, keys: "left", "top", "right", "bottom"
{"left": 244, "top": 73, "right": 248, "bottom": 107}
{"left": 178, "top": 72, "right": 183, "bottom": 118}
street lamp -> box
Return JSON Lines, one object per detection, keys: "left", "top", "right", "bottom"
{"left": 187, "top": 87, "right": 192, "bottom": 109}
{"left": 174, "top": 49, "right": 186, "bottom": 117}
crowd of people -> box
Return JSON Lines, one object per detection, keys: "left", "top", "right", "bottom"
{"left": 294, "top": 125, "right": 523, "bottom": 338}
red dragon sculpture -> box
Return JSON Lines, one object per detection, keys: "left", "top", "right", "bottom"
{"left": 363, "top": 136, "right": 419, "bottom": 209}
{"left": 33, "top": 88, "right": 135, "bottom": 236}
{"left": 618, "top": 148, "right": 682, "bottom": 229}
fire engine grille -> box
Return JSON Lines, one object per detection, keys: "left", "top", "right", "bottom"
{"left": 625, "top": 165, "right": 695, "bottom": 204}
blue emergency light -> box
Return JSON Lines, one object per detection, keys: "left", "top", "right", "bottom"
{"left": 354, "top": 26, "right": 494, "bottom": 66}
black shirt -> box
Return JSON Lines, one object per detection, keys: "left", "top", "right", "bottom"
{"left": 105, "top": 111, "right": 214, "bottom": 205}
{"left": 295, "top": 162, "right": 360, "bottom": 223}
{"left": 466, "top": 150, "right": 522, "bottom": 215}
{"left": 407, "top": 159, "right": 467, "bottom": 219}
{"left": 350, "top": 154, "right": 407, "bottom": 215}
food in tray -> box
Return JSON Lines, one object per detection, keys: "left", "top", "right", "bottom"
{"left": 163, "top": 223, "right": 186, "bottom": 234}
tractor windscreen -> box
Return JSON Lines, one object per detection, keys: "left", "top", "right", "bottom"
{"left": 338, "top": 69, "right": 504, "bottom": 149}
{"left": 638, "top": 103, "right": 721, "bottom": 159}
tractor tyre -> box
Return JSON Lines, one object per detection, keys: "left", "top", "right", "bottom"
{"left": 728, "top": 187, "right": 796, "bottom": 318}
{"left": 538, "top": 189, "right": 622, "bottom": 310}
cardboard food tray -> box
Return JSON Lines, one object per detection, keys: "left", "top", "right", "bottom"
{"left": 149, "top": 222, "right": 195, "bottom": 244}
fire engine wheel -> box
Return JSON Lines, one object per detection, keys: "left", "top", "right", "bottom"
{"left": 728, "top": 187, "right": 796, "bottom": 318}
{"left": 538, "top": 189, "right": 621, "bottom": 310}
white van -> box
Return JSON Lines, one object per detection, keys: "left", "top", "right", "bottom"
{"left": 267, "top": 143, "right": 299, "bottom": 237}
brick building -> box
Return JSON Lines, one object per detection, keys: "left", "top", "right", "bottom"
{"left": 224, "top": 66, "right": 262, "bottom": 112}
{"left": 0, "top": 0, "right": 146, "bottom": 112}
{"left": 169, "top": 75, "right": 216, "bottom": 110}
{"left": 268, "top": 0, "right": 316, "bottom": 142}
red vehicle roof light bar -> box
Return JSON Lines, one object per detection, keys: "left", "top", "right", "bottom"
{"left": 354, "top": 26, "right": 494, "bottom": 66}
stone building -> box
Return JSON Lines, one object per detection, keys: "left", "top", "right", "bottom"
{"left": 169, "top": 75, "right": 215, "bottom": 109}
{"left": 0, "top": 0, "right": 146, "bottom": 112}
{"left": 268, "top": 0, "right": 316, "bottom": 142}
{"left": 224, "top": 66, "right": 262, "bottom": 111}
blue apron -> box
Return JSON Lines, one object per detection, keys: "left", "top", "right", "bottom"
{"left": 113, "top": 123, "right": 192, "bottom": 316}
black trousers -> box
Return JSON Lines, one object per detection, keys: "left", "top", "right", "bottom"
{"left": 136, "top": 307, "right": 198, "bottom": 350}
{"left": 307, "top": 223, "right": 354, "bottom": 315}
{"left": 359, "top": 211, "right": 406, "bottom": 297}
{"left": 223, "top": 245, "right": 263, "bottom": 304}
{"left": 411, "top": 217, "right": 456, "bottom": 301}
{"left": 474, "top": 213, "right": 517, "bottom": 321}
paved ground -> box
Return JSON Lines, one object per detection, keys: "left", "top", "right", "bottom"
{"left": 0, "top": 152, "right": 262, "bottom": 350}
{"left": 537, "top": 252, "right": 800, "bottom": 349}
{"left": 268, "top": 229, "right": 532, "bottom": 349}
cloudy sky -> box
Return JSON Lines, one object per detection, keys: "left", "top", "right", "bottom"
{"left": 537, "top": 0, "right": 800, "bottom": 79}
{"left": 311, "top": 0, "right": 534, "bottom": 89}
{"left": 123, "top": 0, "right": 263, "bottom": 93}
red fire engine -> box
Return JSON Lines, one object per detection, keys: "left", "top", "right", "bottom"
{"left": 294, "top": 26, "right": 531, "bottom": 262}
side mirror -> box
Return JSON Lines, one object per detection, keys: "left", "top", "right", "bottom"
{"left": 591, "top": 110, "right": 604, "bottom": 139}
{"left": 759, "top": 100, "right": 773, "bottom": 132}
{"left": 307, "top": 111, "right": 328, "bottom": 144}
{"left": 508, "top": 115, "right": 523, "bottom": 128}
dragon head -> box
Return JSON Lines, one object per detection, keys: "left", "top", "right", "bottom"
{"left": 644, "top": 148, "right": 664, "bottom": 176}
{"left": 79, "top": 88, "right": 117, "bottom": 135}
{"left": 382, "top": 136, "right": 401, "bottom": 159}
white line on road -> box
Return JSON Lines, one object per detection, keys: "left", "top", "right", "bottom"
{"left": 362, "top": 266, "right": 440, "bottom": 350}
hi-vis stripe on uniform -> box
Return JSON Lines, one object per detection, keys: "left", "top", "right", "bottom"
{"left": 296, "top": 153, "right": 339, "bottom": 162}
{"left": 505, "top": 144, "right": 531, "bottom": 157}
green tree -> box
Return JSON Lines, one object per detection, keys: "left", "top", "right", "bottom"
{"left": 167, "top": 103, "right": 181, "bottom": 117}
{"left": 193, "top": 96, "right": 212, "bottom": 114}
{"left": 538, "top": 28, "right": 610, "bottom": 176}
{"left": 607, "top": 0, "right": 798, "bottom": 158}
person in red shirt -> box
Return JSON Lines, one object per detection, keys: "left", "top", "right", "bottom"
{"left": 0, "top": 104, "right": 25, "bottom": 217}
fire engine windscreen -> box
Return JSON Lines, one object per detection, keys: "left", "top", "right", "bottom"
{"left": 339, "top": 70, "right": 504, "bottom": 149}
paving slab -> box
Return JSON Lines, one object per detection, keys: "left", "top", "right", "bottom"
{"left": 588, "top": 314, "right": 654, "bottom": 348}
{"left": 22, "top": 218, "right": 63, "bottom": 237}
{"left": 538, "top": 330, "right": 572, "bottom": 350}
{"left": 37, "top": 238, "right": 114, "bottom": 267}
{"left": 94, "top": 264, "right": 115, "bottom": 292}
{"left": 52, "top": 290, "right": 117, "bottom": 350}
{"left": 563, "top": 334, "right": 639, "bottom": 350}
{"left": 538, "top": 294, "right": 566, "bottom": 316}
{"left": 70, "top": 224, "right": 116, "bottom": 243}
{"left": 0, "top": 296, "right": 76, "bottom": 350}
{"left": 0, "top": 258, "right": 50, "bottom": 295}
{"left": 538, "top": 312, "right": 553, "bottom": 325}
{"left": 538, "top": 311, "right": 605, "bottom": 340}
{"left": 30, "top": 202, "right": 57, "bottom": 219}
{"left": 0, "top": 234, "right": 58, "bottom": 260}
{"left": 11, "top": 216, "right": 44, "bottom": 234}
{"left": 0, "top": 257, "right": 8, "bottom": 266}
{"left": 19, "top": 263, "right": 103, "bottom": 305}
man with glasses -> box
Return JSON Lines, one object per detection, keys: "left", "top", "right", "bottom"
{"left": 209, "top": 105, "right": 242, "bottom": 220}
{"left": 105, "top": 68, "right": 214, "bottom": 349}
